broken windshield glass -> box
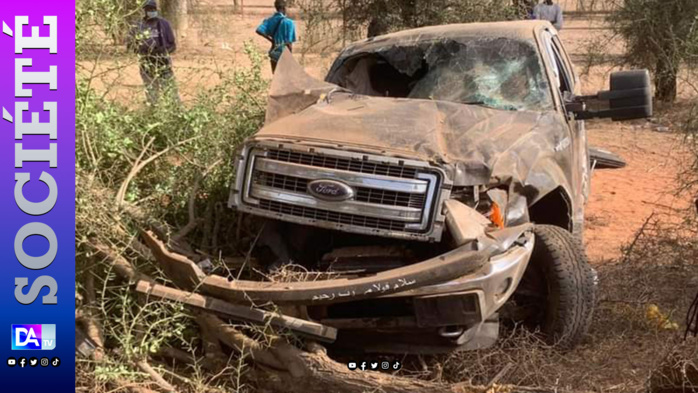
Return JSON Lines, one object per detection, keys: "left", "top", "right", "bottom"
{"left": 327, "top": 37, "right": 553, "bottom": 112}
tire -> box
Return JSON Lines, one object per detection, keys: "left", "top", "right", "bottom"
{"left": 510, "top": 224, "right": 596, "bottom": 349}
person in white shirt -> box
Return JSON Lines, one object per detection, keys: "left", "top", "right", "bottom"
{"left": 533, "top": 0, "right": 563, "bottom": 31}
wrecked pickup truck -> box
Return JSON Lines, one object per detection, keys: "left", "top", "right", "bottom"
{"left": 227, "top": 20, "right": 652, "bottom": 353}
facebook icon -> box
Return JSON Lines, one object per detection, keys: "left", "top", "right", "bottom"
{"left": 11, "top": 324, "right": 56, "bottom": 350}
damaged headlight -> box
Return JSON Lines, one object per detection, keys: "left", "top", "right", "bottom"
{"left": 448, "top": 185, "right": 530, "bottom": 230}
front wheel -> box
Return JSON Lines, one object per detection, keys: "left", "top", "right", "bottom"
{"left": 509, "top": 224, "right": 596, "bottom": 348}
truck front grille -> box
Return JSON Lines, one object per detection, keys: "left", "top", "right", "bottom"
{"left": 259, "top": 199, "right": 407, "bottom": 231}
{"left": 255, "top": 172, "right": 427, "bottom": 209}
{"left": 233, "top": 144, "right": 445, "bottom": 241}
{"left": 267, "top": 148, "right": 419, "bottom": 179}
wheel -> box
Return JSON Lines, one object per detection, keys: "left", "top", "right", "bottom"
{"left": 509, "top": 224, "right": 596, "bottom": 348}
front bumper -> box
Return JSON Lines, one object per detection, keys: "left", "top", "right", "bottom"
{"left": 384, "top": 230, "right": 534, "bottom": 325}
{"left": 311, "top": 229, "right": 534, "bottom": 329}
{"left": 143, "top": 224, "right": 534, "bottom": 352}
{"left": 311, "top": 229, "right": 534, "bottom": 353}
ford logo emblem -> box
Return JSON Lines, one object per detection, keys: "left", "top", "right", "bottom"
{"left": 307, "top": 179, "right": 354, "bottom": 201}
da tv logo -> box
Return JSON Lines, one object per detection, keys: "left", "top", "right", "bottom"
{"left": 11, "top": 325, "right": 56, "bottom": 350}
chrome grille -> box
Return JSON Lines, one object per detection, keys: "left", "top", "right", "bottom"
{"left": 356, "top": 187, "right": 426, "bottom": 209}
{"left": 256, "top": 172, "right": 308, "bottom": 193}
{"left": 267, "top": 149, "right": 419, "bottom": 179}
{"left": 259, "top": 199, "right": 407, "bottom": 231}
{"left": 231, "top": 143, "right": 446, "bottom": 241}
{"left": 255, "top": 172, "right": 426, "bottom": 209}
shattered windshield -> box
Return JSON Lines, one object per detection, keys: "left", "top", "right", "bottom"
{"left": 327, "top": 37, "right": 553, "bottom": 111}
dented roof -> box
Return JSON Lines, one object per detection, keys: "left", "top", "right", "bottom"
{"left": 338, "top": 20, "right": 553, "bottom": 58}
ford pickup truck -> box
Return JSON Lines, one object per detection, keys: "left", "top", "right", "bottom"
{"left": 228, "top": 20, "right": 652, "bottom": 353}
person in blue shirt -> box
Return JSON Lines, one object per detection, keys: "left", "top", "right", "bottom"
{"left": 256, "top": 0, "right": 297, "bottom": 72}
{"left": 126, "top": 0, "right": 180, "bottom": 105}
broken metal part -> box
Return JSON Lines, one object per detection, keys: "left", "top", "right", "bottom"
{"left": 479, "top": 223, "right": 533, "bottom": 253}
{"left": 75, "top": 327, "right": 97, "bottom": 358}
{"left": 438, "top": 326, "right": 465, "bottom": 338}
{"left": 197, "top": 258, "right": 214, "bottom": 275}
{"left": 443, "top": 199, "right": 490, "bottom": 246}
{"left": 413, "top": 291, "right": 480, "bottom": 328}
{"left": 453, "top": 315, "right": 500, "bottom": 349}
{"left": 589, "top": 146, "right": 626, "bottom": 169}
{"left": 142, "top": 230, "right": 490, "bottom": 306}
{"left": 135, "top": 280, "right": 338, "bottom": 343}
{"left": 265, "top": 50, "right": 337, "bottom": 125}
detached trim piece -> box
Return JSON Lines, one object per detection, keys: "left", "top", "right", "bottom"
{"left": 142, "top": 231, "right": 490, "bottom": 306}
{"left": 135, "top": 280, "right": 338, "bottom": 343}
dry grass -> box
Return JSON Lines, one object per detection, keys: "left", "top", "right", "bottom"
{"left": 412, "top": 213, "right": 698, "bottom": 393}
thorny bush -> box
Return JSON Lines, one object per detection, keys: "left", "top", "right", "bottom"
{"left": 76, "top": 1, "right": 267, "bottom": 389}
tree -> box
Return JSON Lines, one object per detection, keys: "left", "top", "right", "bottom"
{"left": 609, "top": 0, "right": 698, "bottom": 102}
{"left": 343, "top": 0, "right": 521, "bottom": 39}
{"left": 160, "top": 0, "right": 189, "bottom": 41}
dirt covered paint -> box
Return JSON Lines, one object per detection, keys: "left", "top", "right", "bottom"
{"left": 259, "top": 31, "right": 578, "bottom": 227}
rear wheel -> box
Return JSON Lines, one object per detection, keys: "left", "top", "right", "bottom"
{"left": 509, "top": 224, "right": 596, "bottom": 348}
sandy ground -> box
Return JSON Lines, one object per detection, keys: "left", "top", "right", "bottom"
{"left": 585, "top": 121, "right": 692, "bottom": 261}
{"left": 84, "top": 2, "right": 696, "bottom": 264}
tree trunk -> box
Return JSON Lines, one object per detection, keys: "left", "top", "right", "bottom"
{"left": 655, "top": 54, "right": 678, "bottom": 103}
{"left": 162, "top": 0, "right": 189, "bottom": 42}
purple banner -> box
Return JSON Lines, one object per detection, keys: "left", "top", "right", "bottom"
{"left": 0, "top": 1, "right": 75, "bottom": 390}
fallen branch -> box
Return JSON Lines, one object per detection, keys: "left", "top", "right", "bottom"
{"left": 155, "top": 347, "right": 197, "bottom": 367}
{"left": 197, "top": 316, "right": 228, "bottom": 370}
{"left": 197, "top": 313, "right": 475, "bottom": 393}
{"left": 135, "top": 360, "right": 179, "bottom": 393}
{"left": 90, "top": 240, "right": 155, "bottom": 284}
{"left": 172, "top": 159, "right": 222, "bottom": 242}
{"left": 116, "top": 136, "right": 201, "bottom": 208}
{"left": 198, "top": 313, "right": 287, "bottom": 371}
{"left": 621, "top": 212, "right": 655, "bottom": 264}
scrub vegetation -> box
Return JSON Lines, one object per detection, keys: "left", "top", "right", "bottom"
{"left": 76, "top": 1, "right": 268, "bottom": 391}
{"left": 74, "top": 0, "right": 698, "bottom": 392}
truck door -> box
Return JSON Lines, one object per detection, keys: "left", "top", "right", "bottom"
{"left": 541, "top": 29, "right": 588, "bottom": 236}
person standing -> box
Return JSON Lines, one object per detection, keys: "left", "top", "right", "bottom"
{"left": 127, "top": 0, "right": 180, "bottom": 105}
{"left": 533, "top": 0, "right": 564, "bottom": 31}
{"left": 256, "top": 0, "right": 297, "bottom": 72}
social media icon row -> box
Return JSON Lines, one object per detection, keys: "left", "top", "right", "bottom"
{"left": 7, "top": 357, "right": 59, "bottom": 368}
{"left": 347, "top": 360, "right": 400, "bottom": 371}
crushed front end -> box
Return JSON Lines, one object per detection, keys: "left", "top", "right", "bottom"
{"left": 228, "top": 139, "right": 534, "bottom": 353}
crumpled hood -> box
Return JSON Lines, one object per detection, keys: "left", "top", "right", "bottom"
{"left": 254, "top": 50, "right": 575, "bottom": 217}
{"left": 258, "top": 90, "right": 570, "bottom": 191}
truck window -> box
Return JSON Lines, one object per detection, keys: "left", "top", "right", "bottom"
{"left": 552, "top": 35, "right": 578, "bottom": 87}
{"left": 542, "top": 31, "right": 573, "bottom": 97}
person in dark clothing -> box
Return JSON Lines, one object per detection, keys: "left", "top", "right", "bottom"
{"left": 256, "top": 0, "right": 297, "bottom": 72}
{"left": 127, "top": 0, "right": 180, "bottom": 105}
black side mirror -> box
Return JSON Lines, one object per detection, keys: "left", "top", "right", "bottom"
{"left": 567, "top": 69, "right": 653, "bottom": 121}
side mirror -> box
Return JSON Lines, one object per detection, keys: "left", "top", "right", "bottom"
{"left": 567, "top": 69, "right": 653, "bottom": 121}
